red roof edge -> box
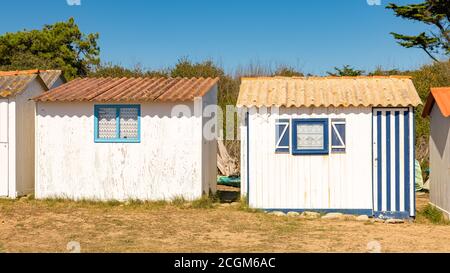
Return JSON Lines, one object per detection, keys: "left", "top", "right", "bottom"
{"left": 422, "top": 87, "right": 450, "bottom": 118}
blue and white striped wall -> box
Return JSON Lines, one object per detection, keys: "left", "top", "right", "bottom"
{"left": 372, "top": 107, "right": 415, "bottom": 218}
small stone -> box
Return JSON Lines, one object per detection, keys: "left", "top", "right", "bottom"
{"left": 287, "top": 212, "right": 300, "bottom": 217}
{"left": 322, "top": 213, "right": 344, "bottom": 220}
{"left": 270, "top": 211, "right": 286, "bottom": 217}
{"left": 386, "top": 219, "right": 405, "bottom": 224}
{"left": 356, "top": 215, "right": 370, "bottom": 222}
{"left": 301, "top": 211, "right": 321, "bottom": 219}
{"left": 374, "top": 218, "right": 385, "bottom": 223}
{"left": 220, "top": 203, "right": 231, "bottom": 208}
{"left": 230, "top": 202, "right": 240, "bottom": 207}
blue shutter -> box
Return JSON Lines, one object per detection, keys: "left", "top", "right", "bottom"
{"left": 275, "top": 119, "right": 290, "bottom": 153}
{"left": 331, "top": 119, "right": 346, "bottom": 152}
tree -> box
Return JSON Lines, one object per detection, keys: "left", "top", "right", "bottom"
{"left": 386, "top": 0, "right": 449, "bottom": 61}
{"left": 89, "top": 63, "right": 168, "bottom": 78}
{"left": 326, "top": 65, "right": 365, "bottom": 76}
{"left": 0, "top": 18, "right": 100, "bottom": 79}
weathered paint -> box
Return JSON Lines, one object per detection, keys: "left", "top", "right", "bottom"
{"left": 372, "top": 107, "right": 415, "bottom": 218}
{"left": 0, "top": 78, "right": 55, "bottom": 198}
{"left": 35, "top": 93, "right": 217, "bottom": 201}
{"left": 429, "top": 105, "right": 450, "bottom": 218}
{"left": 0, "top": 99, "right": 8, "bottom": 196}
{"left": 240, "top": 106, "right": 416, "bottom": 218}
{"left": 241, "top": 107, "right": 373, "bottom": 211}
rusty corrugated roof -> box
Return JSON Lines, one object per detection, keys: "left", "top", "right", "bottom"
{"left": 33, "top": 77, "right": 219, "bottom": 102}
{"left": 0, "top": 69, "right": 63, "bottom": 97}
{"left": 237, "top": 76, "right": 422, "bottom": 108}
{"left": 422, "top": 87, "right": 450, "bottom": 118}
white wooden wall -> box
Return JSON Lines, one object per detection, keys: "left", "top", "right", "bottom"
{"left": 0, "top": 99, "right": 8, "bottom": 196}
{"left": 35, "top": 101, "right": 210, "bottom": 201}
{"left": 429, "top": 106, "right": 450, "bottom": 217}
{"left": 241, "top": 107, "right": 373, "bottom": 210}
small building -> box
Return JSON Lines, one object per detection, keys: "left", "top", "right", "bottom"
{"left": 422, "top": 87, "right": 450, "bottom": 218}
{"left": 237, "top": 76, "right": 421, "bottom": 218}
{"left": 33, "top": 77, "right": 218, "bottom": 201}
{"left": 0, "top": 70, "right": 65, "bottom": 198}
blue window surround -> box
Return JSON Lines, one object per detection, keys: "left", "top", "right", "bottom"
{"left": 292, "top": 118, "right": 329, "bottom": 155}
{"left": 331, "top": 118, "right": 346, "bottom": 153}
{"left": 94, "top": 104, "right": 141, "bottom": 143}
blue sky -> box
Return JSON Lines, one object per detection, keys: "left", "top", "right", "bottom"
{"left": 0, "top": 0, "right": 437, "bottom": 75}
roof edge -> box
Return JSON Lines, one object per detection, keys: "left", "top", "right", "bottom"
{"left": 240, "top": 75, "right": 412, "bottom": 81}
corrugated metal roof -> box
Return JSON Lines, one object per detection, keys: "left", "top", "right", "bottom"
{"left": 0, "top": 69, "right": 63, "bottom": 97}
{"left": 39, "top": 70, "right": 64, "bottom": 88}
{"left": 33, "top": 77, "right": 219, "bottom": 102}
{"left": 237, "top": 76, "right": 422, "bottom": 108}
{"left": 423, "top": 87, "right": 450, "bottom": 118}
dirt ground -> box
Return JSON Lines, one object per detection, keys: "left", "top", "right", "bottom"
{"left": 0, "top": 193, "right": 449, "bottom": 253}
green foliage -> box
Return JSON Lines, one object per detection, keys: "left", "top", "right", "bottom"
{"left": 386, "top": 0, "right": 449, "bottom": 61}
{"left": 327, "top": 65, "right": 365, "bottom": 76}
{"left": 273, "top": 65, "right": 304, "bottom": 77}
{"left": 418, "top": 204, "right": 448, "bottom": 224}
{"left": 191, "top": 195, "right": 217, "bottom": 209}
{"left": 89, "top": 63, "right": 168, "bottom": 78}
{"left": 0, "top": 18, "right": 100, "bottom": 80}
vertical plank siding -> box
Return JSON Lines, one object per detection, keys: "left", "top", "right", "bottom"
{"left": 241, "top": 106, "right": 416, "bottom": 218}
{"left": 245, "top": 107, "right": 373, "bottom": 212}
{"left": 429, "top": 106, "right": 450, "bottom": 218}
{"left": 373, "top": 108, "right": 415, "bottom": 218}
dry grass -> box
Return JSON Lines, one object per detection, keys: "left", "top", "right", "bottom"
{"left": 1, "top": 193, "right": 450, "bottom": 253}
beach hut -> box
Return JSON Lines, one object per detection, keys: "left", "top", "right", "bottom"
{"left": 33, "top": 77, "right": 218, "bottom": 201}
{"left": 0, "top": 70, "right": 64, "bottom": 198}
{"left": 422, "top": 87, "right": 450, "bottom": 218}
{"left": 237, "top": 76, "right": 421, "bottom": 219}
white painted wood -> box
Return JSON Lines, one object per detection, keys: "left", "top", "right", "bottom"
{"left": 0, "top": 143, "right": 7, "bottom": 196}
{"left": 244, "top": 106, "right": 373, "bottom": 210}
{"left": 35, "top": 99, "right": 216, "bottom": 201}
{"left": 0, "top": 99, "right": 8, "bottom": 196}
{"left": 373, "top": 110, "right": 378, "bottom": 212}
{"left": 7, "top": 99, "right": 16, "bottom": 198}
{"left": 399, "top": 111, "right": 405, "bottom": 212}
{"left": 0, "top": 99, "right": 7, "bottom": 143}
{"left": 381, "top": 110, "right": 387, "bottom": 212}
{"left": 429, "top": 105, "right": 450, "bottom": 216}
{"left": 390, "top": 112, "right": 396, "bottom": 211}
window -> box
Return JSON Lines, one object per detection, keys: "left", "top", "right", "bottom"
{"left": 94, "top": 105, "right": 141, "bottom": 143}
{"left": 292, "top": 119, "right": 329, "bottom": 155}
{"left": 331, "top": 119, "right": 346, "bottom": 153}
{"left": 275, "top": 119, "right": 290, "bottom": 152}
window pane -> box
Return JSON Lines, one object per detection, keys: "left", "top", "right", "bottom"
{"left": 332, "top": 123, "right": 346, "bottom": 147}
{"left": 98, "top": 107, "right": 117, "bottom": 139}
{"left": 120, "top": 107, "right": 138, "bottom": 139}
{"left": 296, "top": 123, "right": 324, "bottom": 150}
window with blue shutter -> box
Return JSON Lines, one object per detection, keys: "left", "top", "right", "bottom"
{"left": 275, "top": 119, "right": 290, "bottom": 153}
{"left": 331, "top": 119, "right": 346, "bottom": 153}
{"left": 292, "top": 119, "right": 329, "bottom": 155}
{"left": 94, "top": 105, "right": 141, "bottom": 143}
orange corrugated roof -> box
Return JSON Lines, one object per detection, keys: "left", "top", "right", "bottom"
{"left": 237, "top": 76, "right": 422, "bottom": 108}
{"left": 422, "top": 87, "right": 450, "bottom": 118}
{"left": 33, "top": 77, "right": 219, "bottom": 102}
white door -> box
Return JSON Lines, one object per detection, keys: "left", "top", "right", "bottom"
{"left": 0, "top": 99, "right": 8, "bottom": 196}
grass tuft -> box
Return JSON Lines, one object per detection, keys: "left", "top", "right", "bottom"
{"left": 191, "top": 195, "right": 216, "bottom": 209}
{"left": 418, "top": 204, "right": 449, "bottom": 225}
{"left": 171, "top": 196, "right": 187, "bottom": 207}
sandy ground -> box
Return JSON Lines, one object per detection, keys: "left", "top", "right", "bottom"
{"left": 0, "top": 193, "right": 449, "bottom": 253}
